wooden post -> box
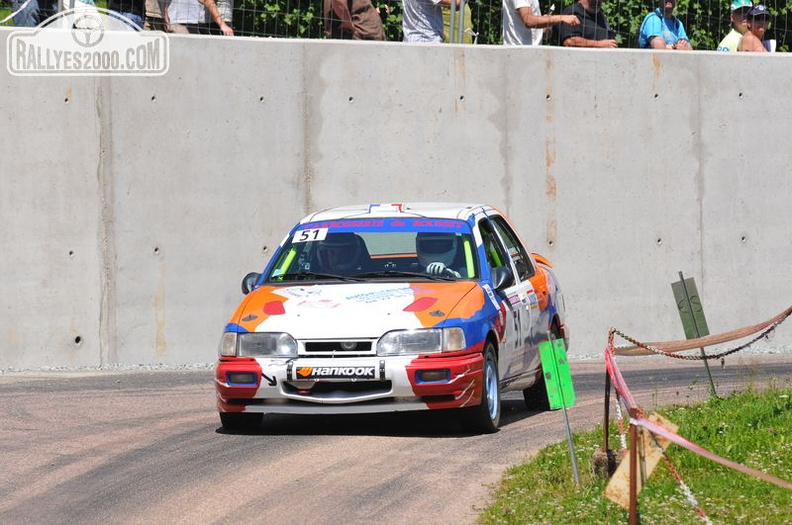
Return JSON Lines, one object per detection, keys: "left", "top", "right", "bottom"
{"left": 628, "top": 409, "right": 639, "bottom": 525}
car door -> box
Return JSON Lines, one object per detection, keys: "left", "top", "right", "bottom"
{"left": 477, "top": 219, "right": 523, "bottom": 383}
{"left": 488, "top": 214, "right": 542, "bottom": 381}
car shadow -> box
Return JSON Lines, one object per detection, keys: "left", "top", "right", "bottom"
{"left": 215, "top": 393, "right": 546, "bottom": 438}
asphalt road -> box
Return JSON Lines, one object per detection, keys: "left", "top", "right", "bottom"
{"left": 1, "top": 354, "right": 790, "bottom": 525}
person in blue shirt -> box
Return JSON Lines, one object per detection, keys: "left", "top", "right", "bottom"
{"left": 638, "top": 0, "right": 692, "bottom": 50}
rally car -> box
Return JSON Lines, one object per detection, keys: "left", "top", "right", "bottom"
{"left": 215, "top": 203, "right": 567, "bottom": 433}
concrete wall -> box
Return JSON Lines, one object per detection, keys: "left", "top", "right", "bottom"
{"left": 2, "top": 31, "right": 790, "bottom": 368}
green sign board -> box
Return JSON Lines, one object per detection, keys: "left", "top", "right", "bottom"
{"left": 539, "top": 338, "right": 575, "bottom": 410}
{"left": 671, "top": 276, "right": 710, "bottom": 339}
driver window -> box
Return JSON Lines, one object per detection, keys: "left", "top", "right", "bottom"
{"left": 478, "top": 220, "right": 508, "bottom": 270}
{"left": 491, "top": 217, "right": 535, "bottom": 281}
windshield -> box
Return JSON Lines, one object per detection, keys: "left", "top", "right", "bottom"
{"left": 264, "top": 219, "right": 478, "bottom": 283}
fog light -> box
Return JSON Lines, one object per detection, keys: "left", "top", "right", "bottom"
{"left": 417, "top": 369, "right": 450, "bottom": 383}
{"left": 227, "top": 372, "right": 258, "bottom": 385}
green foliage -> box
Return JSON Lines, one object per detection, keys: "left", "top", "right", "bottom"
{"left": 2, "top": 0, "right": 788, "bottom": 50}
{"left": 468, "top": 0, "right": 502, "bottom": 45}
{"left": 376, "top": 0, "right": 403, "bottom": 41}
{"left": 479, "top": 388, "right": 792, "bottom": 524}
{"left": 234, "top": 0, "right": 324, "bottom": 37}
{"left": 227, "top": 0, "right": 790, "bottom": 51}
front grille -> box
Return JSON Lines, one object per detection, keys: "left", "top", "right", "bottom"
{"left": 283, "top": 380, "right": 392, "bottom": 398}
{"left": 304, "top": 341, "right": 373, "bottom": 354}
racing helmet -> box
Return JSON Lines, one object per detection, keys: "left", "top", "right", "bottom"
{"left": 416, "top": 232, "right": 459, "bottom": 267}
{"left": 315, "top": 233, "right": 362, "bottom": 273}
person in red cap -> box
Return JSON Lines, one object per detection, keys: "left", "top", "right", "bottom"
{"left": 738, "top": 4, "right": 771, "bottom": 52}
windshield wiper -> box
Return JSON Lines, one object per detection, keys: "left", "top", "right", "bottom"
{"left": 274, "top": 271, "right": 364, "bottom": 282}
{"left": 352, "top": 270, "right": 456, "bottom": 281}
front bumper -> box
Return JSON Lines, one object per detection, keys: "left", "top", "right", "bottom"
{"left": 215, "top": 352, "right": 484, "bottom": 415}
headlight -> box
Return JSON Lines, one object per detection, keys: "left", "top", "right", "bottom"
{"left": 376, "top": 327, "right": 466, "bottom": 356}
{"left": 219, "top": 332, "right": 237, "bottom": 357}
{"left": 218, "top": 332, "right": 298, "bottom": 357}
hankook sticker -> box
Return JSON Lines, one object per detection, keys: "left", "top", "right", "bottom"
{"left": 295, "top": 366, "right": 376, "bottom": 380}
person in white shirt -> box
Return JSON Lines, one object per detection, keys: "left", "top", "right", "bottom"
{"left": 402, "top": 0, "right": 460, "bottom": 42}
{"left": 502, "top": 0, "right": 579, "bottom": 46}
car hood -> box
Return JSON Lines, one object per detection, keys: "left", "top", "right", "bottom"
{"left": 227, "top": 281, "right": 484, "bottom": 339}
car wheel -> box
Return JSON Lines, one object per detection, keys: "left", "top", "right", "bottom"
{"left": 219, "top": 412, "right": 263, "bottom": 432}
{"left": 461, "top": 343, "right": 500, "bottom": 434}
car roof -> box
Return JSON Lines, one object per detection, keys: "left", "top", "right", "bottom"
{"left": 300, "top": 203, "right": 496, "bottom": 223}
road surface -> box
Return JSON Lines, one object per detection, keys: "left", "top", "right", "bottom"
{"left": 1, "top": 353, "right": 790, "bottom": 524}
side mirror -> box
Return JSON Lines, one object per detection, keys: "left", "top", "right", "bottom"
{"left": 532, "top": 253, "right": 553, "bottom": 267}
{"left": 491, "top": 266, "right": 514, "bottom": 291}
{"left": 241, "top": 272, "right": 261, "bottom": 295}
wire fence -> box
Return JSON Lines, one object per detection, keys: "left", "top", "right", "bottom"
{"left": 2, "top": 0, "right": 790, "bottom": 51}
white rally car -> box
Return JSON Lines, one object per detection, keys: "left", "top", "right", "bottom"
{"left": 215, "top": 203, "right": 567, "bottom": 433}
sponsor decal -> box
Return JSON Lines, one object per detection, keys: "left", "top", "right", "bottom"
{"left": 261, "top": 373, "right": 277, "bottom": 386}
{"left": 528, "top": 290, "right": 539, "bottom": 309}
{"left": 506, "top": 292, "right": 521, "bottom": 308}
{"left": 280, "top": 287, "right": 323, "bottom": 299}
{"left": 411, "top": 220, "right": 465, "bottom": 229}
{"left": 346, "top": 287, "right": 413, "bottom": 304}
{"left": 494, "top": 302, "right": 508, "bottom": 342}
{"left": 482, "top": 284, "right": 499, "bottom": 309}
{"left": 295, "top": 366, "right": 376, "bottom": 380}
{"left": 295, "top": 298, "right": 341, "bottom": 309}
{"left": 302, "top": 220, "right": 385, "bottom": 230}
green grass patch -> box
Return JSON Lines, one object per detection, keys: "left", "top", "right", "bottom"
{"left": 480, "top": 387, "right": 792, "bottom": 524}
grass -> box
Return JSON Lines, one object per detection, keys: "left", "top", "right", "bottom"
{"left": 479, "top": 387, "right": 792, "bottom": 524}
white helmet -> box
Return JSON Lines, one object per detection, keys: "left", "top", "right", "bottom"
{"left": 416, "top": 233, "right": 459, "bottom": 267}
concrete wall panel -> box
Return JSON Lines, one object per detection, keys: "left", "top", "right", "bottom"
{"left": 1, "top": 31, "right": 790, "bottom": 368}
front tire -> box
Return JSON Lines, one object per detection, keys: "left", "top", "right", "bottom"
{"left": 220, "top": 412, "right": 263, "bottom": 432}
{"left": 461, "top": 343, "right": 501, "bottom": 434}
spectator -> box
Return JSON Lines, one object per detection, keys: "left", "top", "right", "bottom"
{"left": 738, "top": 4, "right": 771, "bottom": 52}
{"left": 108, "top": 0, "right": 145, "bottom": 27}
{"left": 11, "top": 0, "right": 59, "bottom": 26}
{"left": 557, "top": 0, "right": 617, "bottom": 48}
{"left": 717, "top": 0, "right": 752, "bottom": 52}
{"left": 638, "top": 0, "right": 692, "bottom": 50}
{"left": 402, "top": 0, "right": 461, "bottom": 42}
{"left": 10, "top": 0, "right": 39, "bottom": 26}
{"left": 144, "top": 0, "right": 167, "bottom": 30}
{"left": 202, "top": 0, "right": 233, "bottom": 35}
{"left": 443, "top": 3, "right": 474, "bottom": 43}
{"left": 502, "top": 0, "right": 580, "bottom": 46}
{"left": 323, "top": 0, "right": 385, "bottom": 40}
{"left": 164, "top": 0, "right": 233, "bottom": 35}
